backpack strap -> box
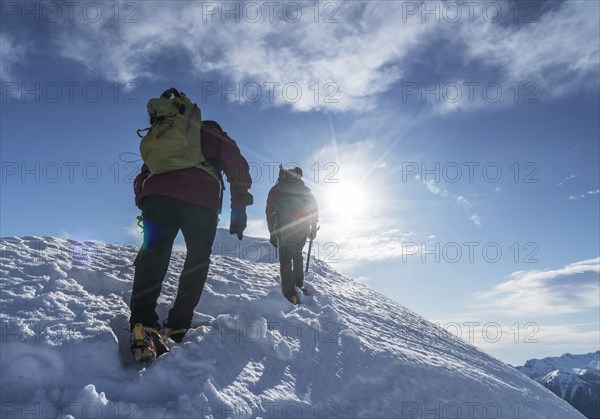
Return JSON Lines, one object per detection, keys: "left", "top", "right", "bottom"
{"left": 136, "top": 127, "right": 151, "bottom": 138}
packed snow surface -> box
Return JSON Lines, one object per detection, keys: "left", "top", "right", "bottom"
{"left": 0, "top": 233, "right": 584, "bottom": 418}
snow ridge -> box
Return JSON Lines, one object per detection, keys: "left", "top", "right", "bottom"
{"left": 0, "top": 234, "right": 584, "bottom": 418}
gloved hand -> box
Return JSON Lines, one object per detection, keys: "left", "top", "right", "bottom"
{"left": 308, "top": 226, "right": 318, "bottom": 240}
{"left": 229, "top": 208, "right": 247, "bottom": 240}
{"left": 270, "top": 233, "right": 278, "bottom": 248}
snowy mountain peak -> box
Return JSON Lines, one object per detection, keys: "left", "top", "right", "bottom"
{"left": 517, "top": 351, "right": 600, "bottom": 380}
{"left": 517, "top": 351, "right": 599, "bottom": 419}
{"left": 0, "top": 234, "right": 584, "bottom": 418}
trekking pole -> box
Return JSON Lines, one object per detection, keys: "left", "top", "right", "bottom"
{"left": 305, "top": 238, "right": 313, "bottom": 273}
{"left": 305, "top": 226, "right": 320, "bottom": 273}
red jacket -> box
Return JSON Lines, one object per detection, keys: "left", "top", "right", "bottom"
{"left": 134, "top": 125, "right": 253, "bottom": 211}
{"left": 266, "top": 177, "right": 318, "bottom": 237}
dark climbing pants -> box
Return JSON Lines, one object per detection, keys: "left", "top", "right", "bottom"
{"left": 129, "top": 195, "right": 218, "bottom": 331}
{"left": 278, "top": 236, "right": 308, "bottom": 299}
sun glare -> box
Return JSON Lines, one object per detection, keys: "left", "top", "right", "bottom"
{"left": 325, "top": 181, "right": 369, "bottom": 221}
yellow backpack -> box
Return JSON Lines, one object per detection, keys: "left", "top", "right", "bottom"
{"left": 137, "top": 88, "right": 220, "bottom": 183}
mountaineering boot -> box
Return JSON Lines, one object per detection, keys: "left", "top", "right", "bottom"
{"left": 130, "top": 323, "right": 170, "bottom": 362}
{"left": 130, "top": 323, "right": 156, "bottom": 362}
{"left": 163, "top": 326, "right": 187, "bottom": 343}
{"left": 147, "top": 327, "right": 170, "bottom": 356}
{"left": 163, "top": 322, "right": 200, "bottom": 343}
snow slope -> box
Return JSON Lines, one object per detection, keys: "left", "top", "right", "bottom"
{"left": 0, "top": 233, "right": 584, "bottom": 418}
{"left": 517, "top": 352, "right": 600, "bottom": 419}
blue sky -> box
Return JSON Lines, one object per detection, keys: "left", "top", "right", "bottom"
{"left": 1, "top": 0, "right": 599, "bottom": 365}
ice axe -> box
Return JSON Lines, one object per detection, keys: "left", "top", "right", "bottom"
{"left": 305, "top": 226, "right": 320, "bottom": 273}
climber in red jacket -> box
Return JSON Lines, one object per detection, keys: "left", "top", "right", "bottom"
{"left": 266, "top": 166, "right": 318, "bottom": 304}
{"left": 130, "top": 120, "right": 253, "bottom": 358}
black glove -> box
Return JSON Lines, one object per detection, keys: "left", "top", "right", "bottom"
{"left": 270, "top": 233, "right": 278, "bottom": 248}
{"left": 308, "top": 226, "right": 318, "bottom": 240}
{"left": 229, "top": 208, "right": 247, "bottom": 240}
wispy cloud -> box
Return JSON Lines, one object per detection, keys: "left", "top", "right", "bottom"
{"left": 124, "top": 221, "right": 142, "bottom": 245}
{"left": 48, "top": 2, "right": 431, "bottom": 112}
{"left": 431, "top": 317, "right": 600, "bottom": 354}
{"left": 58, "top": 230, "right": 71, "bottom": 239}
{"left": 421, "top": 178, "right": 448, "bottom": 197}
{"left": 558, "top": 175, "right": 575, "bottom": 187}
{"left": 23, "top": 1, "right": 597, "bottom": 113}
{"left": 569, "top": 189, "right": 600, "bottom": 201}
{"left": 318, "top": 224, "right": 425, "bottom": 267}
{"left": 456, "top": 195, "right": 473, "bottom": 209}
{"left": 525, "top": 323, "right": 600, "bottom": 349}
{"left": 459, "top": 1, "right": 599, "bottom": 100}
{"left": 244, "top": 218, "right": 269, "bottom": 239}
{"left": 469, "top": 214, "right": 482, "bottom": 228}
{"left": 0, "top": 33, "right": 27, "bottom": 81}
{"left": 474, "top": 257, "right": 600, "bottom": 315}
{"left": 416, "top": 176, "right": 481, "bottom": 227}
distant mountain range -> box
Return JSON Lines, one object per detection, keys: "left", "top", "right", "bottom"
{"left": 517, "top": 351, "right": 600, "bottom": 419}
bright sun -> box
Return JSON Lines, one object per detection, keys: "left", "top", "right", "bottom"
{"left": 324, "top": 181, "right": 369, "bottom": 221}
